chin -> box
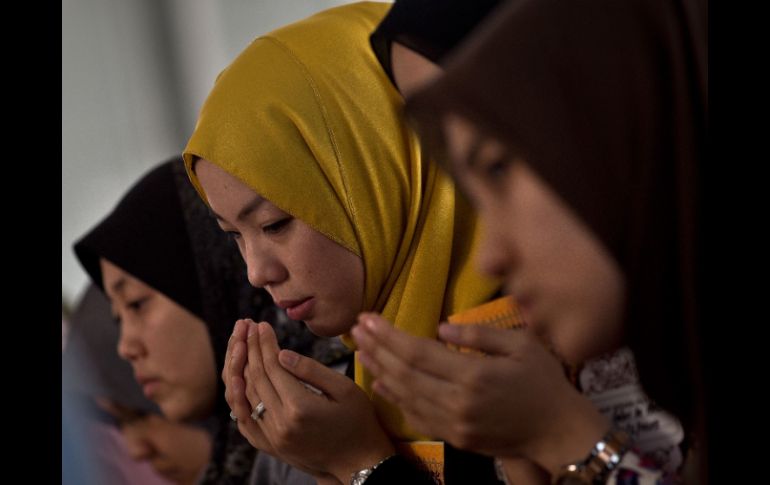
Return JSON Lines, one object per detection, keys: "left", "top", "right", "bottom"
{"left": 304, "top": 317, "right": 352, "bottom": 338}
{"left": 159, "top": 403, "right": 185, "bottom": 422}
{"left": 159, "top": 399, "right": 198, "bottom": 423}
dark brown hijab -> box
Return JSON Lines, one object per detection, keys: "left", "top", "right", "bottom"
{"left": 406, "top": 0, "right": 708, "bottom": 473}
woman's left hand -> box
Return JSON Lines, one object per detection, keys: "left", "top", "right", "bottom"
{"left": 351, "top": 313, "right": 609, "bottom": 476}
{"left": 242, "top": 321, "right": 395, "bottom": 483}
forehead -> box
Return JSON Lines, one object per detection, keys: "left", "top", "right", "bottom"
{"left": 194, "top": 159, "right": 252, "bottom": 194}
{"left": 390, "top": 42, "right": 442, "bottom": 98}
{"left": 194, "top": 159, "right": 267, "bottom": 212}
{"left": 99, "top": 258, "right": 151, "bottom": 297}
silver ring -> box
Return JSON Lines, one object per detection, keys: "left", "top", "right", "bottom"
{"left": 251, "top": 401, "right": 266, "bottom": 420}
{"left": 229, "top": 410, "right": 237, "bottom": 422}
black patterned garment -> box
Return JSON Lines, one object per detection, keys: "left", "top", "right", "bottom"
{"left": 74, "top": 158, "right": 350, "bottom": 484}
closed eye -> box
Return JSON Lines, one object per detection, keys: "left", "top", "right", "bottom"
{"left": 127, "top": 297, "right": 150, "bottom": 312}
{"left": 262, "top": 217, "right": 292, "bottom": 235}
{"left": 482, "top": 157, "right": 512, "bottom": 180}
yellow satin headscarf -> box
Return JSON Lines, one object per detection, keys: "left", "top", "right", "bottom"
{"left": 183, "top": 1, "right": 499, "bottom": 440}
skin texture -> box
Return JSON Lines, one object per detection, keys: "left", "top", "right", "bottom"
{"left": 195, "top": 159, "right": 365, "bottom": 339}
{"left": 101, "top": 259, "right": 217, "bottom": 422}
{"left": 442, "top": 115, "right": 625, "bottom": 366}
{"left": 195, "top": 159, "right": 393, "bottom": 483}
{"left": 352, "top": 110, "right": 623, "bottom": 480}
{"left": 100, "top": 400, "right": 212, "bottom": 485}
{"left": 224, "top": 320, "right": 394, "bottom": 484}
{"left": 390, "top": 42, "right": 442, "bottom": 97}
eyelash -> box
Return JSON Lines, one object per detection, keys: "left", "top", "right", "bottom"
{"left": 223, "top": 217, "right": 292, "bottom": 241}
{"left": 112, "top": 297, "right": 149, "bottom": 324}
{"left": 481, "top": 158, "right": 512, "bottom": 180}
{"left": 262, "top": 217, "right": 292, "bottom": 235}
{"left": 127, "top": 298, "right": 148, "bottom": 311}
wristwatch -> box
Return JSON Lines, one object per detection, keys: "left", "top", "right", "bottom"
{"left": 553, "top": 429, "right": 631, "bottom": 485}
{"left": 350, "top": 455, "right": 395, "bottom": 485}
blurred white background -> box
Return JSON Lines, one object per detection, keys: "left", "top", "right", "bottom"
{"left": 62, "top": 0, "right": 367, "bottom": 306}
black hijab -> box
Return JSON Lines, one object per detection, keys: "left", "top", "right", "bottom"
{"left": 74, "top": 158, "right": 349, "bottom": 484}
{"left": 370, "top": 0, "right": 502, "bottom": 87}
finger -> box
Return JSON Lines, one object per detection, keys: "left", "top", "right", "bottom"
{"left": 246, "top": 321, "right": 283, "bottom": 413}
{"left": 258, "top": 323, "right": 333, "bottom": 399}
{"left": 230, "top": 374, "right": 253, "bottom": 422}
{"left": 224, "top": 341, "right": 246, "bottom": 410}
{"left": 230, "top": 376, "right": 272, "bottom": 450}
{"left": 277, "top": 348, "right": 351, "bottom": 400}
{"left": 223, "top": 319, "right": 250, "bottom": 383}
{"left": 438, "top": 324, "right": 530, "bottom": 356}
{"left": 357, "top": 347, "right": 454, "bottom": 415}
{"left": 225, "top": 339, "right": 248, "bottom": 410}
{"left": 230, "top": 339, "right": 248, "bottom": 376}
{"left": 371, "top": 378, "right": 453, "bottom": 440}
{"left": 353, "top": 313, "right": 469, "bottom": 380}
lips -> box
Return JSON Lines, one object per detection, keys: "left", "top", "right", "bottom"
{"left": 276, "top": 297, "right": 315, "bottom": 321}
{"left": 516, "top": 296, "right": 532, "bottom": 323}
{"left": 135, "top": 374, "right": 161, "bottom": 398}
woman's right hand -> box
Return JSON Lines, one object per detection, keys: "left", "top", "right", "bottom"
{"left": 225, "top": 320, "right": 338, "bottom": 480}
{"left": 241, "top": 321, "right": 395, "bottom": 483}
{"left": 223, "top": 319, "right": 276, "bottom": 453}
{"left": 222, "top": 320, "right": 392, "bottom": 484}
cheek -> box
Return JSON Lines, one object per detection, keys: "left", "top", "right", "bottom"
{"left": 582, "top": 265, "right": 625, "bottom": 351}
{"left": 294, "top": 230, "right": 357, "bottom": 290}
{"left": 341, "top": 256, "right": 365, "bottom": 306}
{"left": 550, "top": 255, "right": 624, "bottom": 363}
{"left": 167, "top": 347, "right": 217, "bottom": 420}
{"left": 319, "top": 249, "right": 364, "bottom": 310}
{"left": 149, "top": 320, "right": 185, "bottom": 360}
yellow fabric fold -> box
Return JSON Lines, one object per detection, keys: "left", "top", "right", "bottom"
{"left": 183, "top": 1, "right": 499, "bottom": 440}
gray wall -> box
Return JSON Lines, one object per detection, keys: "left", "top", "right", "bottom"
{"left": 62, "top": 0, "right": 365, "bottom": 304}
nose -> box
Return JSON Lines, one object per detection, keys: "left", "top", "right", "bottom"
{"left": 116, "top": 317, "right": 145, "bottom": 362}
{"left": 243, "top": 240, "right": 288, "bottom": 289}
{"left": 476, "top": 218, "right": 516, "bottom": 280}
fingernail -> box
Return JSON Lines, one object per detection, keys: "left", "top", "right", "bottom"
{"left": 438, "top": 323, "right": 459, "bottom": 340}
{"left": 372, "top": 380, "right": 389, "bottom": 398}
{"left": 364, "top": 315, "right": 380, "bottom": 332}
{"left": 357, "top": 312, "right": 372, "bottom": 324}
{"left": 248, "top": 323, "right": 258, "bottom": 337}
{"left": 358, "top": 351, "right": 375, "bottom": 371}
{"left": 279, "top": 350, "right": 299, "bottom": 368}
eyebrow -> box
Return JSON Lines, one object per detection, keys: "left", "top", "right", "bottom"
{"left": 109, "top": 277, "right": 127, "bottom": 295}
{"left": 466, "top": 134, "right": 513, "bottom": 171}
{"left": 209, "top": 195, "right": 265, "bottom": 223}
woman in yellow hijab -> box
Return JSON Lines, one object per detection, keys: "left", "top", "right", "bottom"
{"left": 184, "top": 2, "right": 499, "bottom": 483}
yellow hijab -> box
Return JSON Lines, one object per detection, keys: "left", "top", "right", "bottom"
{"left": 183, "top": 1, "right": 499, "bottom": 440}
